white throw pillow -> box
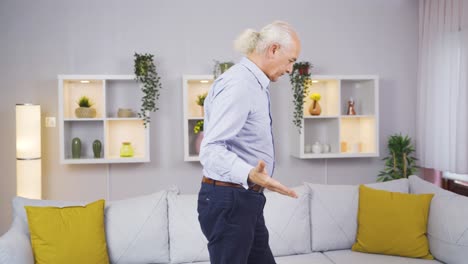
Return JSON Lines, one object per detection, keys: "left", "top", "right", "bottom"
{"left": 305, "top": 178, "right": 409, "bottom": 252}
{"left": 105, "top": 190, "right": 169, "bottom": 264}
{"left": 264, "top": 185, "right": 311, "bottom": 257}
{"left": 409, "top": 175, "right": 468, "bottom": 264}
{"left": 168, "top": 190, "right": 210, "bottom": 264}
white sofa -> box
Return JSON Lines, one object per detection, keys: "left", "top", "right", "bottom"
{"left": 1, "top": 176, "right": 467, "bottom": 264}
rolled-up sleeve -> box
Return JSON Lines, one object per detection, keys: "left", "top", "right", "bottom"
{"left": 199, "top": 80, "right": 253, "bottom": 189}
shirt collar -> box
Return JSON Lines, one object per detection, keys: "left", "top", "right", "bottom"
{"left": 240, "top": 57, "right": 270, "bottom": 90}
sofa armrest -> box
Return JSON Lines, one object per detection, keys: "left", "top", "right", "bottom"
{"left": 0, "top": 226, "right": 34, "bottom": 264}
{"left": 409, "top": 175, "right": 468, "bottom": 264}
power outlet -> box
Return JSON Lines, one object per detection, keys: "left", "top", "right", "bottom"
{"left": 45, "top": 117, "right": 56, "bottom": 128}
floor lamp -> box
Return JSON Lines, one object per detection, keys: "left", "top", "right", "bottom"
{"left": 16, "top": 104, "right": 41, "bottom": 199}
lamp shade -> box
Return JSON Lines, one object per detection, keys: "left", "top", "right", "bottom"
{"left": 16, "top": 104, "right": 41, "bottom": 199}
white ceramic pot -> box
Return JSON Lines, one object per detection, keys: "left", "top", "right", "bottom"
{"left": 312, "top": 142, "right": 322, "bottom": 154}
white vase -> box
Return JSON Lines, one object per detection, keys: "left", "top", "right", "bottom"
{"left": 312, "top": 142, "right": 322, "bottom": 154}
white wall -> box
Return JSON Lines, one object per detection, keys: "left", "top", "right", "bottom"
{"left": 0, "top": 0, "right": 419, "bottom": 234}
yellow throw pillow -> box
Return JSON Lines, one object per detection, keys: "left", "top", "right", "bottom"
{"left": 352, "top": 185, "right": 434, "bottom": 259}
{"left": 25, "top": 199, "right": 110, "bottom": 264}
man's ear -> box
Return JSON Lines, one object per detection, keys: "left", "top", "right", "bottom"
{"left": 267, "top": 43, "right": 280, "bottom": 58}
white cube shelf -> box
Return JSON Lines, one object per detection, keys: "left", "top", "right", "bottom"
{"left": 290, "top": 75, "right": 379, "bottom": 159}
{"left": 58, "top": 75, "right": 150, "bottom": 164}
{"left": 183, "top": 75, "right": 213, "bottom": 161}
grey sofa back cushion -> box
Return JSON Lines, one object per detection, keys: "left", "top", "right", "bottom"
{"left": 264, "top": 185, "right": 312, "bottom": 257}
{"left": 409, "top": 175, "right": 468, "bottom": 264}
{"left": 12, "top": 190, "right": 170, "bottom": 264}
{"left": 305, "top": 178, "right": 409, "bottom": 252}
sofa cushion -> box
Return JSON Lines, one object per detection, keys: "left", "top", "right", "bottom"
{"left": 12, "top": 196, "right": 87, "bottom": 235}
{"left": 324, "top": 250, "right": 443, "bottom": 264}
{"left": 352, "top": 185, "right": 434, "bottom": 259}
{"left": 25, "top": 200, "right": 110, "bottom": 264}
{"left": 264, "top": 185, "right": 311, "bottom": 257}
{"left": 409, "top": 175, "right": 468, "bottom": 264}
{"left": 12, "top": 190, "right": 170, "bottom": 264}
{"left": 305, "top": 178, "right": 409, "bottom": 251}
{"left": 168, "top": 190, "right": 210, "bottom": 264}
{"left": 275, "top": 253, "right": 334, "bottom": 264}
{"left": 105, "top": 190, "right": 169, "bottom": 264}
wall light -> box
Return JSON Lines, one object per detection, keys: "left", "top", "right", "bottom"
{"left": 16, "top": 104, "right": 41, "bottom": 199}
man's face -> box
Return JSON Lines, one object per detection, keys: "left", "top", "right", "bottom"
{"left": 267, "top": 34, "right": 301, "bottom": 82}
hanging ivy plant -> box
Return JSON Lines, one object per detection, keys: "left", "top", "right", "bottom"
{"left": 289, "top": 61, "right": 312, "bottom": 133}
{"left": 134, "top": 52, "right": 162, "bottom": 127}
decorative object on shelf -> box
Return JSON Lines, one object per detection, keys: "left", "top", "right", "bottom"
{"left": 341, "top": 141, "right": 348, "bottom": 152}
{"left": 196, "top": 92, "right": 208, "bottom": 116}
{"left": 120, "top": 142, "right": 134, "bottom": 157}
{"left": 213, "top": 60, "right": 234, "bottom": 79}
{"left": 92, "top": 140, "right": 102, "bottom": 158}
{"left": 350, "top": 142, "right": 362, "bottom": 153}
{"left": 304, "top": 144, "right": 312, "bottom": 153}
{"left": 117, "top": 108, "right": 135, "bottom": 118}
{"left": 193, "top": 120, "right": 204, "bottom": 154}
{"left": 134, "top": 52, "right": 163, "bottom": 128}
{"left": 289, "top": 61, "right": 313, "bottom": 132}
{"left": 75, "top": 96, "right": 96, "bottom": 118}
{"left": 309, "top": 92, "right": 322, "bottom": 115}
{"left": 346, "top": 97, "right": 356, "bottom": 115}
{"left": 16, "top": 104, "right": 42, "bottom": 199}
{"left": 378, "top": 133, "right": 418, "bottom": 182}
{"left": 72, "top": 137, "right": 81, "bottom": 159}
{"left": 322, "top": 143, "right": 331, "bottom": 153}
{"left": 312, "top": 142, "right": 322, "bottom": 154}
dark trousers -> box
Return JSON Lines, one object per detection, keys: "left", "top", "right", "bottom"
{"left": 197, "top": 182, "right": 276, "bottom": 264}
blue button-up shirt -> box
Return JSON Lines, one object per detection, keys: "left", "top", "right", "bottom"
{"left": 200, "top": 57, "right": 275, "bottom": 189}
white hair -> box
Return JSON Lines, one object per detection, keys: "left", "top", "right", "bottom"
{"left": 234, "top": 21, "right": 295, "bottom": 55}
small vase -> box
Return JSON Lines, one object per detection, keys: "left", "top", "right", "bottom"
{"left": 93, "top": 140, "right": 102, "bottom": 158}
{"left": 347, "top": 98, "right": 356, "bottom": 115}
{"left": 120, "top": 142, "right": 134, "bottom": 157}
{"left": 309, "top": 100, "right": 322, "bottom": 115}
{"left": 195, "top": 132, "right": 204, "bottom": 154}
{"left": 71, "top": 137, "right": 81, "bottom": 159}
{"left": 298, "top": 66, "right": 309, "bottom": 75}
{"left": 312, "top": 142, "right": 322, "bottom": 154}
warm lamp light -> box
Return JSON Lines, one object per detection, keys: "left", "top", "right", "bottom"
{"left": 16, "top": 104, "right": 41, "bottom": 199}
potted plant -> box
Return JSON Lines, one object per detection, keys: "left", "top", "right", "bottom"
{"left": 196, "top": 92, "right": 208, "bottom": 116}
{"left": 194, "top": 120, "right": 204, "bottom": 154}
{"left": 289, "top": 61, "right": 312, "bottom": 132}
{"left": 309, "top": 92, "right": 321, "bottom": 115}
{"left": 75, "top": 96, "right": 96, "bottom": 118}
{"left": 134, "top": 52, "right": 163, "bottom": 128}
{"left": 213, "top": 60, "right": 234, "bottom": 79}
{"left": 378, "top": 133, "right": 418, "bottom": 182}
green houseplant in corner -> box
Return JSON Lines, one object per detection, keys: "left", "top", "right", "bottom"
{"left": 289, "top": 61, "right": 312, "bottom": 132}
{"left": 378, "top": 133, "right": 418, "bottom": 182}
{"left": 134, "top": 52, "right": 163, "bottom": 127}
{"left": 75, "top": 96, "right": 96, "bottom": 118}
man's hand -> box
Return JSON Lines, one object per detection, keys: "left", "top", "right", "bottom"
{"left": 248, "top": 160, "right": 298, "bottom": 198}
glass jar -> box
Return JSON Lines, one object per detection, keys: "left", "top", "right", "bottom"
{"left": 120, "top": 142, "right": 134, "bottom": 157}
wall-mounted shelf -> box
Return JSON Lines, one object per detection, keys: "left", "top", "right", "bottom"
{"left": 58, "top": 75, "right": 150, "bottom": 164}
{"left": 182, "top": 75, "right": 213, "bottom": 162}
{"left": 290, "top": 75, "right": 379, "bottom": 159}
